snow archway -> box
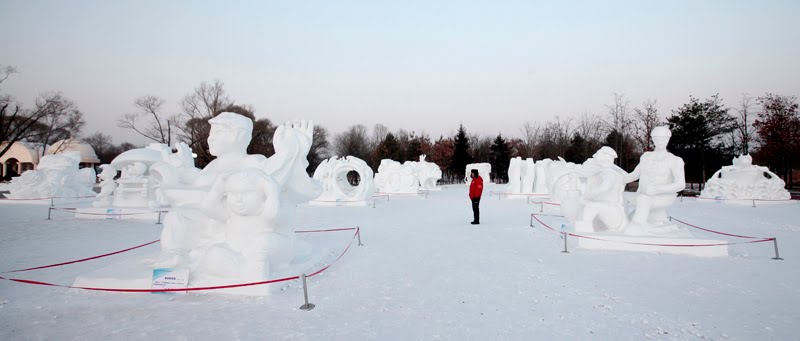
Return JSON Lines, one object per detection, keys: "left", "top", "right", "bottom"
{"left": 311, "top": 156, "right": 375, "bottom": 205}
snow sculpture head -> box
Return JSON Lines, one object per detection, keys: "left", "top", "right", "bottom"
{"left": 224, "top": 170, "right": 279, "bottom": 217}
{"left": 207, "top": 113, "right": 253, "bottom": 157}
{"left": 651, "top": 126, "right": 672, "bottom": 150}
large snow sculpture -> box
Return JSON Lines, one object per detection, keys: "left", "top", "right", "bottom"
{"left": 464, "top": 163, "right": 491, "bottom": 183}
{"left": 623, "top": 126, "right": 686, "bottom": 235}
{"left": 7, "top": 151, "right": 96, "bottom": 199}
{"left": 417, "top": 155, "right": 442, "bottom": 190}
{"left": 152, "top": 113, "right": 321, "bottom": 294}
{"left": 505, "top": 157, "right": 540, "bottom": 195}
{"left": 572, "top": 147, "right": 628, "bottom": 233}
{"left": 311, "top": 155, "right": 375, "bottom": 205}
{"left": 533, "top": 159, "right": 551, "bottom": 193}
{"left": 701, "top": 154, "right": 790, "bottom": 200}
{"left": 374, "top": 159, "right": 419, "bottom": 193}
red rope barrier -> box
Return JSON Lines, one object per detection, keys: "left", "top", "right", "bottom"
{"left": 0, "top": 195, "right": 96, "bottom": 201}
{"left": 52, "top": 208, "right": 166, "bottom": 216}
{"left": 669, "top": 217, "right": 761, "bottom": 239}
{"left": 3, "top": 239, "right": 161, "bottom": 273}
{"left": 0, "top": 227, "right": 360, "bottom": 293}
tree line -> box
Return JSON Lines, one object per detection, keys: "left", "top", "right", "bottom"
{"left": 2, "top": 64, "right": 797, "bottom": 189}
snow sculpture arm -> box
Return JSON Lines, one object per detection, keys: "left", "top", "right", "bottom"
{"left": 264, "top": 120, "right": 322, "bottom": 202}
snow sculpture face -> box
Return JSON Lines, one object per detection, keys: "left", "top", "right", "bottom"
{"left": 207, "top": 113, "right": 253, "bottom": 157}
{"left": 651, "top": 126, "right": 671, "bottom": 150}
{"left": 225, "top": 173, "right": 267, "bottom": 216}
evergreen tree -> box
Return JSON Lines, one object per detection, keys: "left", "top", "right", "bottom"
{"left": 667, "top": 95, "right": 735, "bottom": 184}
{"left": 449, "top": 124, "right": 472, "bottom": 180}
{"left": 565, "top": 133, "right": 589, "bottom": 164}
{"left": 753, "top": 93, "right": 799, "bottom": 186}
{"left": 375, "top": 132, "right": 401, "bottom": 163}
{"left": 489, "top": 134, "right": 511, "bottom": 183}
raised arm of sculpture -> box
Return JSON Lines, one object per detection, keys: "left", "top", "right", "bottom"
{"left": 264, "top": 119, "right": 322, "bottom": 203}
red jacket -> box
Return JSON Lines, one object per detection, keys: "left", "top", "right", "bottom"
{"left": 469, "top": 176, "right": 483, "bottom": 199}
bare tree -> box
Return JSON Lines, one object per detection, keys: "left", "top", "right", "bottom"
{"left": 519, "top": 121, "right": 539, "bottom": 158}
{"left": 117, "top": 95, "right": 174, "bottom": 145}
{"left": 604, "top": 93, "right": 635, "bottom": 168}
{"left": 0, "top": 92, "right": 84, "bottom": 159}
{"left": 307, "top": 125, "right": 330, "bottom": 174}
{"left": 0, "top": 65, "right": 18, "bottom": 87}
{"left": 174, "top": 80, "right": 235, "bottom": 167}
{"left": 632, "top": 99, "right": 662, "bottom": 152}
{"left": 333, "top": 124, "right": 370, "bottom": 160}
{"left": 537, "top": 116, "right": 573, "bottom": 159}
{"left": 82, "top": 132, "right": 116, "bottom": 163}
{"left": 731, "top": 94, "right": 756, "bottom": 155}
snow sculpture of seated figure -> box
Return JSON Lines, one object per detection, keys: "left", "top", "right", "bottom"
{"left": 93, "top": 164, "right": 117, "bottom": 207}
{"left": 624, "top": 126, "right": 686, "bottom": 235}
{"left": 153, "top": 112, "right": 321, "bottom": 271}
{"left": 701, "top": 154, "right": 790, "bottom": 200}
{"left": 189, "top": 170, "right": 290, "bottom": 295}
{"left": 417, "top": 155, "right": 442, "bottom": 190}
{"left": 574, "top": 147, "right": 627, "bottom": 233}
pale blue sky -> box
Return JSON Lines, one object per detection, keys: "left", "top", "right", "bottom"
{"left": 1, "top": 0, "right": 798, "bottom": 145}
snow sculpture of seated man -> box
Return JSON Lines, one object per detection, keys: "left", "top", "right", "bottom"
{"left": 153, "top": 112, "right": 321, "bottom": 270}
{"left": 701, "top": 154, "right": 790, "bottom": 200}
{"left": 624, "top": 126, "right": 686, "bottom": 235}
{"left": 574, "top": 147, "right": 627, "bottom": 233}
{"left": 93, "top": 164, "right": 117, "bottom": 207}
{"left": 189, "top": 169, "right": 292, "bottom": 295}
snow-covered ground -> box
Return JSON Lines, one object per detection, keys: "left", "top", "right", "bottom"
{"left": 1, "top": 183, "right": 799, "bottom": 340}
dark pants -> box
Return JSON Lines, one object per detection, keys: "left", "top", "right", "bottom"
{"left": 471, "top": 197, "right": 481, "bottom": 223}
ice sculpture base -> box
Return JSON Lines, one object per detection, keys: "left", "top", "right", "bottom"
{"left": 576, "top": 234, "right": 728, "bottom": 257}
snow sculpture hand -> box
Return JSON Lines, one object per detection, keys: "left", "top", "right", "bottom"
{"left": 273, "top": 120, "right": 314, "bottom": 159}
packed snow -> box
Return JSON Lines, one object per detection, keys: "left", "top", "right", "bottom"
{"left": 1, "top": 183, "right": 799, "bottom": 340}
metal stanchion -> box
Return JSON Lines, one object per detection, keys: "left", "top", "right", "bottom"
{"left": 561, "top": 232, "right": 569, "bottom": 253}
{"left": 47, "top": 207, "right": 52, "bottom": 220}
{"left": 372, "top": 200, "right": 376, "bottom": 208}
{"left": 299, "top": 274, "right": 315, "bottom": 311}
{"left": 540, "top": 202, "right": 544, "bottom": 213}
{"left": 752, "top": 199, "right": 756, "bottom": 208}
{"left": 771, "top": 238, "right": 784, "bottom": 260}
{"left": 530, "top": 214, "right": 534, "bottom": 227}
{"left": 156, "top": 211, "right": 163, "bottom": 225}
{"left": 357, "top": 228, "right": 364, "bottom": 246}
{"left": 50, "top": 197, "right": 55, "bottom": 207}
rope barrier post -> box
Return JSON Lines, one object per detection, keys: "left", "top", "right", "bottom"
{"left": 372, "top": 199, "right": 376, "bottom": 208}
{"left": 771, "top": 238, "right": 784, "bottom": 260}
{"left": 561, "top": 232, "right": 569, "bottom": 253}
{"left": 156, "top": 211, "right": 163, "bottom": 225}
{"left": 540, "top": 202, "right": 544, "bottom": 213}
{"left": 357, "top": 227, "right": 364, "bottom": 246}
{"left": 530, "top": 214, "right": 533, "bottom": 228}
{"left": 50, "top": 197, "right": 54, "bottom": 207}
{"left": 47, "top": 207, "right": 52, "bottom": 220}
{"left": 752, "top": 199, "right": 756, "bottom": 208}
{"left": 299, "top": 274, "right": 315, "bottom": 311}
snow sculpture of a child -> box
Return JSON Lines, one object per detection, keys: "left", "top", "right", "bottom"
{"left": 190, "top": 169, "right": 294, "bottom": 295}
{"left": 573, "top": 147, "right": 627, "bottom": 233}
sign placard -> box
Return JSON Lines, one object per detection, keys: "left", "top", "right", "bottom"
{"left": 151, "top": 268, "right": 189, "bottom": 293}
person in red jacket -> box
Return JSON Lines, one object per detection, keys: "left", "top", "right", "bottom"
{"left": 468, "top": 169, "right": 483, "bottom": 225}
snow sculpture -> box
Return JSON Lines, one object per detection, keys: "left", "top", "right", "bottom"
{"left": 533, "top": 159, "right": 551, "bottom": 193}
{"left": 464, "top": 163, "right": 491, "bottom": 183}
{"left": 506, "top": 157, "right": 522, "bottom": 194}
{"left": 374, "top": 159, "right": 419, "bottom": 193}
{"left": 189, "top": 169, "right": 289, "bottom": 295}
{"left": 506, "top": 157, "right": 539, "bottom": 195}
{"left": 152, "top": 113, "right": 321, "bottom": 294}
{"left": 417, "top": 155, "right": 442, "bottom": 190}
{"left": 93, "top": 164, "right": 117, "bottom": 207}
{"left": 7, "top": 151, "right": 96, "bottom": 199}
{"left": 700, "top": 154, "right": 790, "bottom": 200}
{"left": 572, "top": 147, "right": 628, "bottom": 233}
{"left": 624, "top": 126, "right": 686, "bottom": 235}
{"left": 311, "top": 155, "right": 375, "bottom": 205}
{"left": 545, "top": 158, "right": 578, "bottom": 204}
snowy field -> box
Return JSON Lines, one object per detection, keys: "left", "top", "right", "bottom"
{"left": 1, "top": 183, "right": 799, "bottom": 340}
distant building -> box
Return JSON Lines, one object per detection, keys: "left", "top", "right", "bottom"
{"left": 0, "top": 139, "right": 101, "bottom": 179}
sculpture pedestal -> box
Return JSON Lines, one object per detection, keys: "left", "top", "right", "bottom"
{"left": 576, "top": 234, "right": 728, "bottom": 257}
